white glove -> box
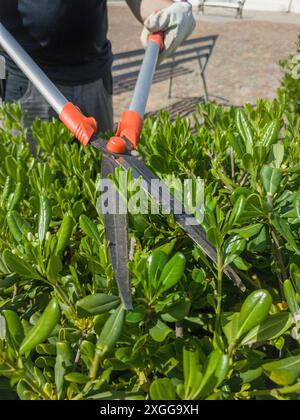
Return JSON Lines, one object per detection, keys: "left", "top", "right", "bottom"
{"left": 141, "top": 2, "right": 196, "bottom": 63}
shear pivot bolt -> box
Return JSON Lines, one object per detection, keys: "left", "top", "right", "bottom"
{"left": 106, "top": 136, "right": 127, "bottom": 154}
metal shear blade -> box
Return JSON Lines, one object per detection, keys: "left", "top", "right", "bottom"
{"left": 101, "top": 153, "right": 133, "bottom": 310}
{"left": 93, "top": 138, "right": 245, "bottom": 293}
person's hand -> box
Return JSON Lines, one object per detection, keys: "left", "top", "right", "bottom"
{"left": 141, "top": 1, "right": 196, "bottom": 62}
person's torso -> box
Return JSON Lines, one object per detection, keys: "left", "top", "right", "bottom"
{"left": 0, "top": 0, "right": 112, "bottom": 85}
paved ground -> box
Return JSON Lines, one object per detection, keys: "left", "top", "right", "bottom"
{"left": 108, "top": 4, "right": 300, "bottom": 120}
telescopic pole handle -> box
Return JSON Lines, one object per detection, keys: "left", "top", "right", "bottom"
{"left": 106, "top": 32, "right": 164, "bottom": 154}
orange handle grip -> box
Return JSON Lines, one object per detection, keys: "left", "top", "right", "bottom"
{"left": 106, "top": 110, "right": 143, "bottom": 154}
{"left": 59, "top": 102, "right": 97, "bottom": 146}
{"left": 148, "top": 31, "right": 165, "bottom": 51}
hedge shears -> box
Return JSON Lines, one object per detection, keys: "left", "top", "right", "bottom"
{"left": 0, "top": 24, "right": 244, "bottom": 310}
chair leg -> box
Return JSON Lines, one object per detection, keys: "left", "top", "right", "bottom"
{"left": 168, "top": 59, "right": 175, "bottom": 99}
{"left": 201, "top": 73, "right": 209, "bottom": 103}
{"left": 198, "top": 2, "right": 204, "bottom": 15}
{"left": 197, "top": 56, "right": 209, "bottom": 103}
{"left": 237, "top": 7, "right": 243, "bottom": 19}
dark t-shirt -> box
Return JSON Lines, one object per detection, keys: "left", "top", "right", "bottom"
{"left": 0, "top": 0, "right": 113, "bottom": 85}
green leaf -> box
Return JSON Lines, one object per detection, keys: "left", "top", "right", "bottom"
{"left": 272, "top": 144, "right": 285, "bottom": 169}
{"left": 229, "top": 134, "right": 246, "bottom": 159}
{"left": 241, "top": 312, "right": 293, "bottom": 346}
{"left": 6, "top": 211, "right": 30, "bottom": 243}
{"left": 38, "top": 196, "right": 52, "bottom": 243}
{"left": 150, "top": 379, "right": 176, "bottom": 400}
{"left": 19, "top": 299, "right": 60, "bottom": 355}
{"left": 230, "top": 223, "right": 263, "bottom": 239}
{"left": 159, "top": 253, "right": 186, "bottom": 294}
{"left": 237, "top": 290, "right": 272, "bottom": 339}
{"left": 196, "top": 350, "right": 229, "bottom": 399}
{"left": 290, "top": 263, "right": 300, "bottom": 294}
{"left": 55, "top": 342, "right": 73, "bottom": 398}
{"left": 55, "top": 213, "right": 74, "bottom": 256}
{"left": 64, "top": 373, "right": 89, "bottom": 384}
{"left": 236, "top": 110, "right": 253, "bottom": 154}
{"left": 97, "top": 305, "right": 125, "bottom": 352}
{"left": 221, "top": 313, "right": 239, "bottom": 346}
{"left": 261, "top": 166, "right": 282, "bottom": 196}
{"left": 293, "top": 191, "right": 300, "bottom": 223}
{"left": 180, "top": 345, "right": 203, "bottom": 400}
{"left": 261, "top": 120, "right": 281, "bottom": 149}
{"left": 126, "top": 306, "right": 146, "bottom": 324}
{"left": 77, "top": 294, "right": 120, "bottom": 318}
{"left": 79, "top": 215, "right": 101, "bottom": 245}
{"left": 156, "top": 239, "right": 177, "bottom": 257}
{"left": 161, "top": 298, "right": 191, "bottom": 323}
{"left": 46, "top": 256, "right": 62, "bottom": 283}
{"left": 3, "top": 310, "right": 24, "bottom": 350}
{"left": 149, "top": 320, "right": 172, "bottom": 343}
{"left": 223, "top": 236, "right": 246, "bottom": 267}
{"left": 283, "top": 280, "right": 300, "bottom": 316}
{"left": 3, "top": 250, "right": 40, "bottom": 279}
{"left": 263, "top": 356, "right": 300, "bottom": 386}
{"left": 242, "top": 154, "right": 255, "bottom": 175}
{"left": 0, "top": 314, "right": 6, "bottom": 340}
{"left": 80, "top": 341, "right": 96, "bottom": 370}
{"left": 148, "top": 250, "right": 168, "bottom": 290}
{"left": 233, "top": 256, "right": 252, "bottom": 271}
{"left": 206, "top": 227, "right": 222, "bottom": 250}
{"left": 271, "top": 215, "right": 300, "bottom": 254}
{"left": 16, "top": 382, "right": 34, "bottom": 400}
{"left": 228, "top": 196, "right": 246, "bottom": 227}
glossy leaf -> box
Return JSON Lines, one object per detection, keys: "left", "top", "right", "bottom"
{"left": 283, "top": 280, "right": 300, "bottom": 315}
{"left": 3, "top": 250, "right": 40, "bottom": 279}
{"left": 64, "top": 373, "right": 89, "bottom": 384}
{"left": 161, "top": 298, "right": 191, "bottom": 323}
{"left": 20, "top": 299, "right": 61, "bottom": 356}
{"left": 261, "top": 120, "right": 281, "bottom": 149}
{"left": 3, "top": 310, "right": 24, "bottom": 350}
{"left": 38, "top": 196, "right": 51, "bottom": 243}
{"left": 290, "top": 263, "right": 300, "bottom": 294}
{"left": 261, "top": 166, "right": 282, "bottom": 196}
{"left": 228, "top": 195, "right": 246, "bottom": 227}
{"left": 159, "top": 253, "right": 186, "bottom": 294}
{"left": 97, "top": 305, "right": 125, "bottom": 353}
{"left": 77, "top": 294, "right": 120, "bottom": 318}
{"left": 55, "top": 342, "right": 73, "bottom": 399}
{"left": 237, "top": 290, "right": 272, "bottom": 339}
{"left": 263, "top": 356, "right": 300, "bottom": 386}
{"left": 6, "top": 211, "right": 30, "bottom": 243}
{"left": 55, "top": 213, "right": 74, "bottom": 256}
{"left": 149, "top": 320, "right": 172, "bottom": 343}
{"left": 150, "top": 379, "right": 176, "bottom": 400}
{"left": 79, "top": 215, "right": 101, "bottom": 245}
{"left": 236, "top": 110, "right": 253, "bottom": 154}
{"left": 241, "top": 312, "right": 293, "bottom": 346}
{"left": 147, "top": 250, "right": 168, "bottom": 290}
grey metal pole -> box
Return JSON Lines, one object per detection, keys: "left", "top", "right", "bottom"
{"left": 0, "top": 23, "right": 68, "bottom": 114}
{"left": 129, "top": 40, "right": 160, "bottom": 118}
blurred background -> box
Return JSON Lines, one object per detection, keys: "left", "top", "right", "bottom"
{"left": 107, "top": 0, "right": 300, "bottom": 120}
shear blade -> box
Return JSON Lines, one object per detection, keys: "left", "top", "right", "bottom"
{"left": 101, "top": 155, "right": 133, "bottom": 310}
{"left": 92, "top": 139, "right": 245, "bottom": 292}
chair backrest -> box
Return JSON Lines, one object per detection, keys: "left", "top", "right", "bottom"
{"left": 204, "top": 0, "right": 244, "bottom": 3}
{"left": 112, "top": 35, "right": 218, "bottom": 82}
{"left": 165, "top": 35, "right": 218, "bottom": 71}
{"left": 113, "top": 48, "right": 145, "bottom": 82}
